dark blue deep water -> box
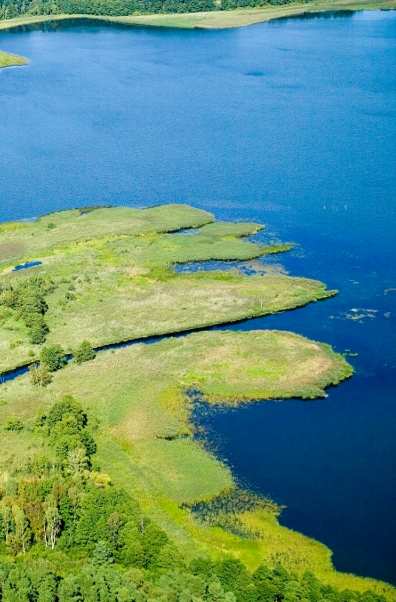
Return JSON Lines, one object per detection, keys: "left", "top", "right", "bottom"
{"left": 1, "top": 11, "right": 395, "bottom": 584}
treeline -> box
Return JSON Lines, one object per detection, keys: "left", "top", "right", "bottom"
{"left": 0, "top": 0, "right": 308, "bottom": 20}
{"left": 221, "top": 0, "right": 303, "bottom": 8}
{"left": 0, "top": 275, "right": 53, "bottom": 344}
{"left": 0, "top": 397, "right": 388, "bottom": 601}
{"left": 0, "top": 559, "right": 389, "bottom": 601}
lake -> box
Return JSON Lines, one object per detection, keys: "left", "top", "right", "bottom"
{"left": 1, "top": 11, "right": 395, "bottom": 584}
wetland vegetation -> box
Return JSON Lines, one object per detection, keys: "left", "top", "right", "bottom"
{"left": 0, "top": 205, "right": 395, "bottom": 600}
{"left": 0, "top": 396, "right": 391, "bottom": 601}
{"left": 0, "top": 48, "right": 26, "bottom": 66}
{"left": 0, "top": 205, "right": 331, "bottom": 374}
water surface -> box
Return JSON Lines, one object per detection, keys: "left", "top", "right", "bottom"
{"left": 0, "top": 12, "right": 395, "bottom": 583}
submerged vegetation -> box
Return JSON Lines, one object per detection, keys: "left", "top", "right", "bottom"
{"left": 0, "top": 205, "right": 394, "bottom": 600}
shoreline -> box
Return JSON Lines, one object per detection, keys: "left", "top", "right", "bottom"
{"left": 0, "top": 0, "right": 395, "bottom": 33}
{"left": 0, "top": 206, "right": 333, "bottom": 376}
{"left": 0, "top": 287, "right": 335, "bottom": 379}
{"left": 0, "top": 49, "right": 28, "bottom": 68}
{"left": 0, "top": 206, "right": 395, "bottom": 597}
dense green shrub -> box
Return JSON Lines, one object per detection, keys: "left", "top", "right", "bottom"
{"left": 0, "top": 276, "right": 51, "bottom": 345}
{"left": 38, "top": 396, "right": 97, "bottom": 464}
{"left": 39, "top": 344, "right": 67, "bottom": 372}
{"left": 74, "top": 340, "right": 96, "bottom": 364}
{"left": 29, "top": 364, "right": 53, "bottom": 387}
{"left": 3, "top": 417, "right": 24, "bottom": 432}
{"left": 27, "top": 314, "right": 49, "bottom": 344}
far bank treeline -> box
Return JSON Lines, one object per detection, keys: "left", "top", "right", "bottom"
{"left": 0, "top": 0, "right": 311, "bottom": 20}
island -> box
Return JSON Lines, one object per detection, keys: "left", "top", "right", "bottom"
{"left": 0, "top": 204, "right": 395, "bottom": 600}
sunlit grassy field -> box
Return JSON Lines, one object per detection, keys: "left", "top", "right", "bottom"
{"left": 0, "top": 49, "right": 27, "bottom": 68}
{"left": 2, "top": 329, "right": 379, "bottom": 591}
{"left": 0, "top": 205, "right": 333, "bottom": 373}
{"left": 2, "top": 330, "right": 393, "bottom": 596}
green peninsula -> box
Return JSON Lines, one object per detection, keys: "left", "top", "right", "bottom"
{"left": 0, "top": 204, "right": 331, "bottom": 374}
{"left": 0, "top": 205, "right": 394, "bottom": 600}
{"left": 0, "top": 49, "right": 27, "bottom": 68}
{"left": 0, "top": 331, "right": 358, "bottom": 580}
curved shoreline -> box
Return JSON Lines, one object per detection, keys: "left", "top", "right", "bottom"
{"left": 0, "top": 0, "right": 395, "bottom": 34}
{"left": 0, "top": 13, "right": 394, "bottom": 588}
{"left": 5, "top": 329, "right": 393, "bottom": 597}
{"left": 0, "top": 208, "right": 394, "bottom": 597}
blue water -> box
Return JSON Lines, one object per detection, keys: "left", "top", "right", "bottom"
{"left": 1, "top": 12, "right": 395, "bottom": 583}
{"left": 13, "top": 259, "right": 43, "bottom": 271}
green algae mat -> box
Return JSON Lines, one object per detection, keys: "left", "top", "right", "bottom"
{"left": 1, "top": 204, "right": 394, "bottom": 599}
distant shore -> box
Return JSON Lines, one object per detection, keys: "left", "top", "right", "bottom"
{"left": 0, "top": 0, "right": 395, "bottom": 32}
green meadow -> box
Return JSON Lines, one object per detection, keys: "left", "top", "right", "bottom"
{"left": 0, "top": 205, "right": 395, "bottom": 599}
{"left": 0, "top": 205, "right": 332, "bottom": 373}
{"left": 2, "top": 330, "right": 382, "bottom": 594}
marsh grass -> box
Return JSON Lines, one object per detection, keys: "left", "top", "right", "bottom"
{"left": 0, "top": 49, "right": 27, "bottom": 68}
{"left": 0, "top": 329, "right": 352, "bottom": 494}
{"left": 1, "top": 207, "right": 393, "bottom": 597}
{"left": 1, "top": 331, "right": 387, "bottom": 595}
{"left": 0, "top": 205, "right": 332, "bottom": 373}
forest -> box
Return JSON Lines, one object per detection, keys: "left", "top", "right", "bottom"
{"left": 0, "top": 0, "right": 308, "bottom": 21}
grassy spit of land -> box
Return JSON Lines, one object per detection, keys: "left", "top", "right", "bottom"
{"left": 0, "top": 330, "right": 394, "bottom": 597}
{"left": 0, "top": 0, "right": 395, "bottom": 32}
{"left": 1, "top": 330, "right": 386, "bottom": 595}
{"left": 0, "top": 48, "right": 27, "bottom": 67}
{"left": 0, "top": 205, "right": 394, "bottom": 598}
{"left": 0, "top": 204, "right": 333, "bottom": 374}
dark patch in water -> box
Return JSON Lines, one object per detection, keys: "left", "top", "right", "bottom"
{"left": 245, "top": 70, "right": 267, "bottom": 78}
{"left": 269, "top": 10, "right": 357, "bottom": 25}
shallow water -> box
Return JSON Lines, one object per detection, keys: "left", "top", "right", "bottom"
{"left": 0, "top": 12, "right": 395, "bottom": 583}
